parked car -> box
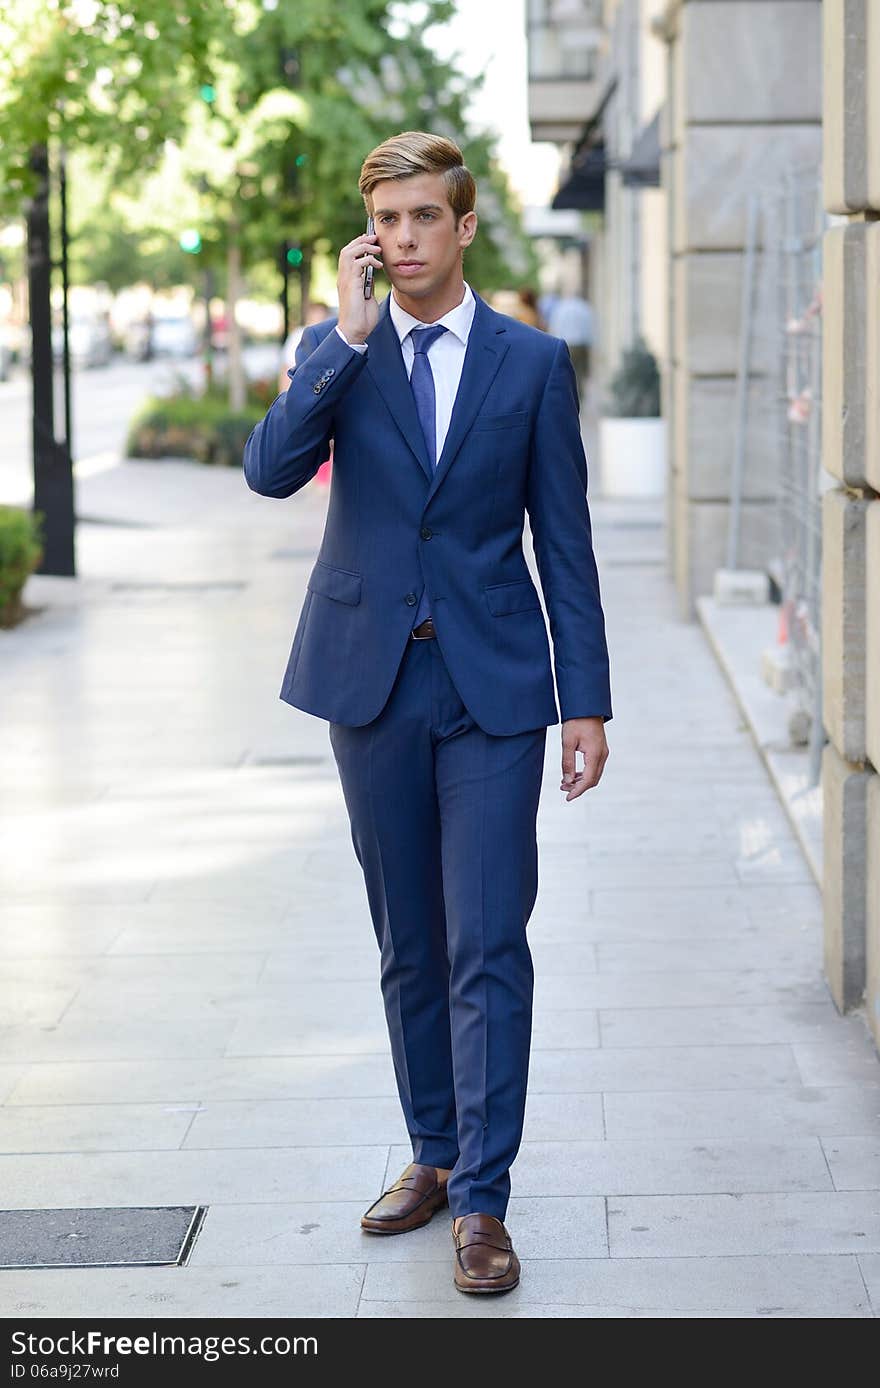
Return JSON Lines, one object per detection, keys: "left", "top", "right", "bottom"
{"left": 52, "top": 313, "right": 113, "bottom": 368}
{"left": 151, "top": 315, "right": 198, "bottom": 358}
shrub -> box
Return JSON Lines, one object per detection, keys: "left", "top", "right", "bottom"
{"left": 0, "top": 506, "right": 43, "bottom": 627}
{"left": 607, "top": 338, "right": 661, "bottom": 418}
{"left": 126, "top": 380, "right": 271, "bottom": 467}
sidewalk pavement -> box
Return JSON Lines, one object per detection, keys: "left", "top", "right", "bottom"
{"left": 0, "top": 457, "right": 878, "bottom": 1318}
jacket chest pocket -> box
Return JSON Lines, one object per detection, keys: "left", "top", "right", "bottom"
{"left": 471, "top": 410, "right": 529, "bottom": 433}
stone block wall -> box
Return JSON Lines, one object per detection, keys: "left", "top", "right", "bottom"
{"left": 822, "top": 0, "right": 879, "bottom": 1045}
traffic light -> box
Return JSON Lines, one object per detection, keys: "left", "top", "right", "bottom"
{"left": 280, "top": 47, "right": 300, "bottom": 87}
{"left": 283, "top": 153, "right": 307, "bottom": 196}
{"left": 179, "top": 229, "right": 202, "bottom": 254}
{"left": 280, "top": 239, "right": 303, "bottom": 272}
{"left": 199, "top": 83, "right": 216, "bottom": 105}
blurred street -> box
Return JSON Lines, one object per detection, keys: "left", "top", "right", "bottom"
{"left": 0, "top": 345, "right": 280, "bottom": 507}
{"left": 0, "top": 450, "right": 878, "bottom": 1317}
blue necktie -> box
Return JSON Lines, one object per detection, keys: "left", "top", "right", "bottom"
{"left": 408, "top": 324, "right": 447, "bottom": 627}
{"left": 409, "top": 324, "right": 448, "bottom": 468}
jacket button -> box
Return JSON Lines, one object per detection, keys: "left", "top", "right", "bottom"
{"left": 404, "top": 592, "right": 417, "bottom": 606}
{"left": 420, "top": 526, "right": 432, "bottom": 540}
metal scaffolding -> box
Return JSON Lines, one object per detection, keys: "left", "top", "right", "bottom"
{"left": 732, "top": 165, "right": 830, "bottom": 783}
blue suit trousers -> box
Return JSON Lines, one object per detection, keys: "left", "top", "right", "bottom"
{"left": 328, "top": 633, "right": 547, "bottom": 1220}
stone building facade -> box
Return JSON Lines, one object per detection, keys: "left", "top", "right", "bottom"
{"left": 821, "top": 0, "right": 879, "bottom": 1048}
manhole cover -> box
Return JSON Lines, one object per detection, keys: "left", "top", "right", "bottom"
{"left": 0, "top": 1206, "right": 205, "bottom": 1269}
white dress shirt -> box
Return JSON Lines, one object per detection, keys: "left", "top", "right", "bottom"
{"left": 335, "top": 282, "right": 476, "bottom": 458}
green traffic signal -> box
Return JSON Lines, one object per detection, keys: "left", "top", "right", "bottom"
{"left": 286, "top": 246, "right": 303, "bottom": 266}
{"left": 180, "top": 229, "right": 202, "bottom": 254}
{"left": 200, "top": 83, "right": 216, "bottom": 104}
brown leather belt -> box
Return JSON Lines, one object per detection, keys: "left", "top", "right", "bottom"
{"left": 411, "top": 616, "right": 436, "bottom": 640}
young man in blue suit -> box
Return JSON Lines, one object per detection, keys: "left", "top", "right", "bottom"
{"left": 244, "top": 131, "right": 611, "bottom": 1295}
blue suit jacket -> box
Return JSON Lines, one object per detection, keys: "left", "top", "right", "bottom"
{"left": 243, "top": 289, "right": 611, "bottom": 736}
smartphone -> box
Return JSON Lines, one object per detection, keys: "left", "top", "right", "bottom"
{"left": 363, "top": 215, "right": 375, "bottom": 299}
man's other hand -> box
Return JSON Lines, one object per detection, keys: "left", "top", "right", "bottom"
{"left": 560, "top": 717, "right": 608, "bottom": 801}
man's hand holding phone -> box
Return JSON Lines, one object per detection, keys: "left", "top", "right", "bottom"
{"left": 337, "top": 218, "right": 382, "bottom": 345}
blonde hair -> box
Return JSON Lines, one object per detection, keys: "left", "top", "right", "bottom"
{"left": 359, "top": 131, "right": 476, "bottom": 225}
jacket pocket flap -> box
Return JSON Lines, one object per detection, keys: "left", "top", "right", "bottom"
{"left": 307, "top": 559, "right": 362, "bottom": 606}
{"left": 483, "top": 577, "right": 541, "bottom": 616}
{"left": 472, "top": 410, "right": 529, "bottom": 432}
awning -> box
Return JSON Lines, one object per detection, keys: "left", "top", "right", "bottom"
{"left": 552, "top": 142, "right": 607, "bottom": 211}
{"left": 550, "top": 75, "right": 616, "bottom": 213}
{"left": 620, "top": 110, "right": 661, "bottom": 188}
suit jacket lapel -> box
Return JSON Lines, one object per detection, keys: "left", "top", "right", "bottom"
{"left": 364, "top": 297, "right": 433, "bottom": 482}
{"left": 427, "top": 292, "right": 510, "bottom": 504}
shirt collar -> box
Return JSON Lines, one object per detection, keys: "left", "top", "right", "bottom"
{"left": 388, "top": 280, "right": 476, "bottom": 348}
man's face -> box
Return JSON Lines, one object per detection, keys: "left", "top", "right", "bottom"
{"left": 369, "top": 172, "right": 477, "bottom": 300}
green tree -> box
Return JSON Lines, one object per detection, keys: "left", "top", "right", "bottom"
{"left": 226, "top": 0, "right": 537, "bottom": 291}
{"left": 0, "top": 0, "right": 230, "bottom": 574}
{"left": 169, "top": 0, "right": 537, "bottom": 404}
{"left": 0, "top": 0, "right": 228, "bottom": 216}
{"left": 0, "top": 0, "right": 538, "bottom": 414}
{"left": 57, "top": 145, "right": 215, "bottom": 294}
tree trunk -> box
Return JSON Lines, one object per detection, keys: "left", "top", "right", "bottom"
{"left": 300, "top": 244, "right": 312, "bottom": 321}
{"left": 227, "top": 223, "right": 246, "bottom": 412}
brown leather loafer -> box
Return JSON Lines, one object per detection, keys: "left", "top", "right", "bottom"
{"left": 360, "top": 1162, "right": 449, "bottom": 1234}
{"left": 452, "top": 1213, "right": 521, "bottom": 1293}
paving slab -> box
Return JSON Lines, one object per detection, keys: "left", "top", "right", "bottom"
{"left": 607, "top": 1192, "right": 880, "bottom": 1257}
{"left": 0, "top": 1264, "right": 364, "bottom": 1318}
{"left": 821, "top": 1138, "right": 880, "bottom": 1191}
{"left": 604, "top": 1085, "right": 880, "bottom": 1140}
{"left": 359, "top": 1253, "right": 871, "bottom": 1315}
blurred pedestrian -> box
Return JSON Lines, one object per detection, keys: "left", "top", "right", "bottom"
{"left": 547, "top": 291, "right": 595, "bottom": 392}
{"left": 537, "top": 288, "right": 558, "bottom": 326}
{"left": 514, "top": 287, "right": 546, "bottom": 330}
{"left": 244, "top": 130, "right": 611, "bottom": 1297}
{"left": 487, "top": 287, "right": 544, "bottom": 329}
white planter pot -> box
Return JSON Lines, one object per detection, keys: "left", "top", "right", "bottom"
{"left": 599, "top": 416, "right": 667, "bottom": 498}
